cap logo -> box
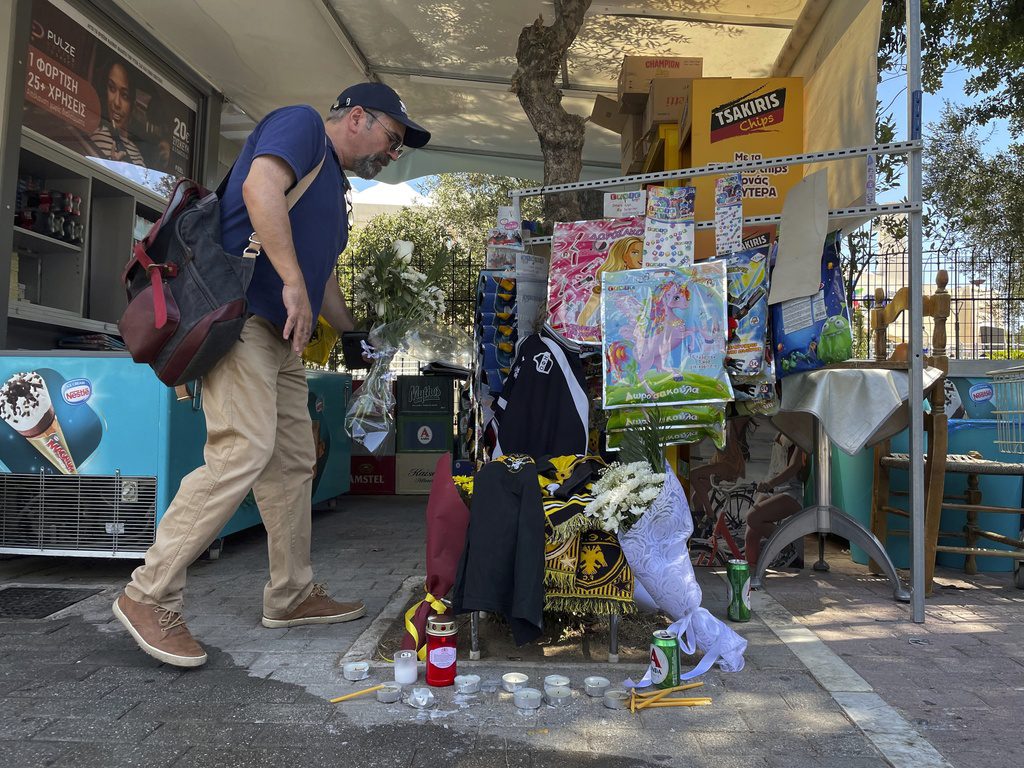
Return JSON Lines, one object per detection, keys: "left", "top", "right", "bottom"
{"left": 399, "top": 99, "right": 408, "bottom": 115}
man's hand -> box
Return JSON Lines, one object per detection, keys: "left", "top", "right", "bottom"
{"left": 282, "top": 280, "right": 312, "bottom": 354}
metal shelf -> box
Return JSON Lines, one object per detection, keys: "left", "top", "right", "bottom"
{"left": 13, "top": 226, "right": 82, "bottom": 255}
{"left": 510, "top": 141, "right": 921, "bottom": 198}
{"left": 8, "top": 301, "right": 119, "bottom": 334}
{"left": 521, "top": 201, "right": 920, "bottom": 246}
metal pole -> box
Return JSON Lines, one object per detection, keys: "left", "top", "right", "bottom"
{"left": 906, "top": 0, "right": 926, "bottom": 623}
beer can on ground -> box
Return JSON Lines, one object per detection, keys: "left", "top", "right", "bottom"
{"left": 727, "top": 559, "right": 751, "bottom": 622}
{"left": 650, "top": 630, "right": 680, "bottom": 689}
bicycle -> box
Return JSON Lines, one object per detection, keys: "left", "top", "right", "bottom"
{"left": 689, "top": 479, "right": 799, "bottom": 569}
{"left": 690, "top": 479, "right": 756, "bottom": 566}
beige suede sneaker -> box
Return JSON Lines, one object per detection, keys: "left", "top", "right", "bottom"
{"left": 112, "top": 593, "right": 207, "bottom": 668}
{"left": 261, "top": 583, "right": 366, "bottom": 628}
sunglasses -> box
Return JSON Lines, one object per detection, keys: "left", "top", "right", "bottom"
{"left": 364, "top": 110, "right": 405, "bottom": 157}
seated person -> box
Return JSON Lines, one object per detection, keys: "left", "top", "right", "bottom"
{"left": 689, "top": 415, "right": 751, "bottom": 519}
{"left": 744, "top": 432, "right": 808, "bottom": 568}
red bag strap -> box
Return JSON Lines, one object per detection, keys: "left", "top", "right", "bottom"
{"left": 126, "top": 242, "right": 178, "bottom": 329}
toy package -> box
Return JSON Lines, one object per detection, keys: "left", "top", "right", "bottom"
{"left": 642, "top": 186, "right": 696, "bottom": 267}
{"left": 715, "top": 173, "right": 743, "bottom": 256}
{"left": 601, "top": 262, "right": 733, "bottom": 409}
{"left": 769, "top": 233, "right": 854, "bottom": 377}
{"left": 723, "top": 246, "right": 778, "bottom": 402}
{"left": 548, "top": 217, "right": 646, "bottom": 344}
{"left": 605, "top": 403, "right": 726, "bottom": 432}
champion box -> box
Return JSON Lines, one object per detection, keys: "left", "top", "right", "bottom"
{"left": 349, "top": 455, "right": 396, "bottom": 495}
{"left": 618, "top": 56, "right": 703, "bottom": 113}
{"left": 396, "top": 413, "right": 454, "bottom": 453}
{"left": 397, "top": 375, "right": 454, "bottom": 414}
{"left": 396, "top": 452, "right": 446, "bottom": 495}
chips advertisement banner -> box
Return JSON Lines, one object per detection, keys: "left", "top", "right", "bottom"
{"left": 22, "top": 0, "right": 198, "bottom": 193}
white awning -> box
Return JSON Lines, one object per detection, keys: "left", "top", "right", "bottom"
{"left": 112, "top": 0, "right": 881, "bottom": 204}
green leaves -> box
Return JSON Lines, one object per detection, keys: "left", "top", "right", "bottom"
{"left": 618, "top": 408, "right": 666, "bottom": 475}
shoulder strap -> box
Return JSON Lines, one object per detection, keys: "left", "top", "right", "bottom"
{"left": 285, "top": 151, "right": 325, "bottom": 210}
{"left": 243, "top": 139, "right": 328, "bottom": 260}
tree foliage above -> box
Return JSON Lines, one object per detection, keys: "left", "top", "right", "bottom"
{"left": 924, "top": 106, "right": 1024, "bottom": 295}
{"left": 879, "top": 0, "right": 1024, "bottom": 134}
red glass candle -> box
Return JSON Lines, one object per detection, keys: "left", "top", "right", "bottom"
{"left": 425, "top": 614, "right": 457, "bottom": 687}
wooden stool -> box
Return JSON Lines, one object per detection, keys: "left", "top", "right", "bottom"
{"left": 882, "top": 452, "right": 1024, "bottom": 589}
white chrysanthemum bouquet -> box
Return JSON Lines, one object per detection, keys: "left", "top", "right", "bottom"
{"left": 584, "top": 461, "right": 666, "bottom": 533}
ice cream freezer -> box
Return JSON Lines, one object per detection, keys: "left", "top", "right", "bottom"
{"left": 0, "top": 352, "right": 351, "bottom": 558}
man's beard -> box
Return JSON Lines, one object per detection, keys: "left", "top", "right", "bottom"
{"left": 352, "top": 152, "right": 389, "bottom": 179}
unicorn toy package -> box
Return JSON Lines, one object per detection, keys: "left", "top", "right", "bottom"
{"left": 547, "top": 217, "right": 646, "bottom": 344}
{"left": 601, "top": 262, "right": 733, "bottom": 409}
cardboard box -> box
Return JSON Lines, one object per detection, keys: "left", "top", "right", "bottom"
{"left": 643, "top": 78, "right": 692, "bottom": 135}
{"left": 396, "top": 413, "right": 454, "bottom": 453}
{"left": 350, "top": 455, "right": 396, "bottom": 495}
{"left": 590, "top": 94, "right": 627, "bottom": 134}
{"left": 396, "top": 451, "right": 447, "bottom": 495}
{"left": 397, "top": 375, "right": 453, "bottom": 414}
{"left": 689, "top": 77, "right": 804, "bottom": 259}
{"left": 618, "top": 56, "right": 703, "bottom": 113}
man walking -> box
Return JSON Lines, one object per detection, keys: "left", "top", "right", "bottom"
{"left": 113, "top": 83, "right": 430, "bottom": 668}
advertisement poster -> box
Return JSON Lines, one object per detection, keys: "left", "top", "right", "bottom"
{"left": 601, "top": 262, "right": 733, "bottom": 409}
{"left": 547, "top": 217, "right": 645, "bottom": 344}
{"left": 23, "top": 0, "right": 197, "bottom": 194}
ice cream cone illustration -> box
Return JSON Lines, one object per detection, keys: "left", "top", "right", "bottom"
{"left": 0, "top": 372, "right": 77, "bottom": 474}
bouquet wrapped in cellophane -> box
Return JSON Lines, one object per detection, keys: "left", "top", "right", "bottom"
{"left": 345, "top": 240, "right": 472, "bottom": 453}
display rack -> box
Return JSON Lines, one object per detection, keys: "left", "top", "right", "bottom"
{"left": 508, "top": 97, "right": 928, "bottom": 621}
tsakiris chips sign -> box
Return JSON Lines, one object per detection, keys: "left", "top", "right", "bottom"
{"left": 690, "top": 77, "right": 804, "bottom": 260}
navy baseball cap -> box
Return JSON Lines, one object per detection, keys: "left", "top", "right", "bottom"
{"left": 331, "top": 82, "right": 431, "bottom": 148}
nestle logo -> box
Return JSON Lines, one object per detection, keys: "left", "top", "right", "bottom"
{"left": 969, "top": 383, "right": 993, "bottom": 403}
{"left": 61, "top": 378, "right": 92, "bottom": 404}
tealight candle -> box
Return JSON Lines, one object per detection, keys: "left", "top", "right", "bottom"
{"left": 343, "top": 661, "right": 370, "bottom": 681}
{"left": 543, "top": 674, "right": 570, "bottom": 693}
{"left": 502, "top": 672, "right": 529, "bottom": 692}
{"left": 603, "top": 689, "right": 630, "bottom": 710}
{"left": 454, "top": 674, "right": 481, "bottom": 694}
{"left": 513, "top": 687, "right": 543, "bottom": 709}
{"left": 393, "top": 650, "right": 417, "bottom": 685}
{"left": 545, "top": 685, "right": 572, "bottom": 706}
{"left": 376, "top": 684, "right": 402, "bottom": 704}
{"left": 584, "top": 676, "right": 610, "bottom": 697}
{"left": 406, "top": 687, "right": 435, "bottom": 709}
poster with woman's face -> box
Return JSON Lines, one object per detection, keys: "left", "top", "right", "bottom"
{"left": 22, "top": 0, "right": 198, "bottom": 196}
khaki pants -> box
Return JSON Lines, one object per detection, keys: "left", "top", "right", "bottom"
{"left": 126, "top": 316, "right": 316, "bottom": 618}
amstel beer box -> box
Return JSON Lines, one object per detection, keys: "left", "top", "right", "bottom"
{"left": 397, "top": 375, "right": 453, "bottom": 414}
{"left": 349, "top": 455, "right": 396, "bottom": 495}
{"left": 690, "top": 77, "right": 804, "bottom": 259}
{"left": 396, "top": 413, "right": 454, "bottom": 453}
{"left": 396, "top": 451, "right": 446, "bottom": 495}
{"left": 618, "top": 56, "right": 703, "bottom": 113}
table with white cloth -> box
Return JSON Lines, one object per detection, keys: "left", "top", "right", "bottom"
{"left": 751, "top": 365, "right": 944, "bottom": 602}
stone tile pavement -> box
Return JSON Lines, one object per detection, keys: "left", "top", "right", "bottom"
{"left": 0, "top": 495, "right": 1017, "bottom": 767}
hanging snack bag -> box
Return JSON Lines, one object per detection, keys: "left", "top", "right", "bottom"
{"left": 769, "top": 233, "right": 854, "bottom": 377}
{"left": 602, "top": 262, "right": 733, "bottom": 408}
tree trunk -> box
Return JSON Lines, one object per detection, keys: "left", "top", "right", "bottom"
{"left": 511, "top": 0, "right": 592, "bottom": 225}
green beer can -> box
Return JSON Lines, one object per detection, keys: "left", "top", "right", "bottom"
{"left": 726, "top": 559, "right": 751, "bottom": 622}
{"left": 649, "top": 630, "right": 680, "bottom": 689}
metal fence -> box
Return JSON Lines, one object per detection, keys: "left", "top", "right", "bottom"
{"left": 851, "top": 245, "right": 1024, "bottom": 360}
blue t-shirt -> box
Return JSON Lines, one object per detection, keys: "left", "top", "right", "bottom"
{"left": 220, "top": 105, "right": 349, "bottom": 329}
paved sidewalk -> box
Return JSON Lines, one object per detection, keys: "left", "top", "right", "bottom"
{"left": 0, "top": 495, "right": 1015, "bottom": 767}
